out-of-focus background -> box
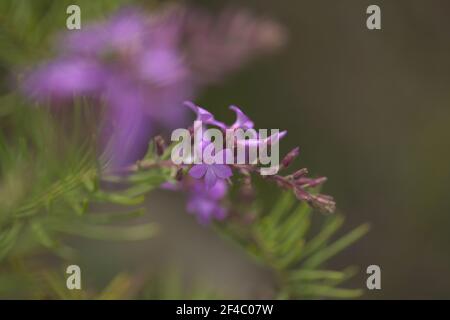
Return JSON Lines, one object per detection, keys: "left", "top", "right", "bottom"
{"left": 2, "top": 0, "right": 450, "bottom": 299}
{"left": 157, "top": 0, "right": 450, "bottom": 299}
{"left": 214, "top": 0, "right": 450, "bottom": 298}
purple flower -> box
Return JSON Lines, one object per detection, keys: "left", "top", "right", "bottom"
{"left": 162, "top": 177, "right": 228, "bottom": 225}
{"left": 162, "top": 101, "right": 335, "bottom": 224}
{"left": 23, "top": 58, "right": 107, "bottom": 101}
{"left": 186, "top": 180, "right": 228, "bottom": 224}
{"left": 189, "top": 147, "right": 233, "bottom": 189}
{"left": 189, "top": 162, "right": 233, "bottom": 189}
{"left": 186, "top": 102, "right": 254, "bottom": 131}
{"left": 236, "top": 130, "right": 288, "bottom": 149}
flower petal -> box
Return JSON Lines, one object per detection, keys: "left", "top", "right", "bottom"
{"left": 207, "top": 180, "right": 228, "bottom": 200}
{"left": 184, "top": 101, "right": 226, "bottom": 128}
{"left": 204, "top": 167, "right": 218, "bottom": 188}
{"left": 229, "top": 105, "right": 254, "bottom": 129}
{"left": 189, "top": 164, "right": 208, "bottom": 179}
{"left": 212, "top": 164, "right": 232, "bottom": 179}
{"left": 185, "top": 101, "right": 213, "bottom": 121}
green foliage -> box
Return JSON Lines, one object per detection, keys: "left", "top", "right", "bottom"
{"left": 0, "top": 263, "right": 222, "bottom": 299}
{"left": 140, "top": 269, "right": 224, "bottom": 300}
{"left": 0, "top": 264, "right": 139, "bottom": 299}
{"left": 217, "top": 192, "right": 369, "bottom": 299}
{"left": 0, "top": 96, "right": 165, "bottom": 264}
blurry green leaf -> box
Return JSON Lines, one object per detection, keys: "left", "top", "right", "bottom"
{"left": 30, "top": 222, "right": 75, "bottom": 259}
{"left": 92, "top": 190, "right": 145, "bottom": 206}
{"left": 98, "top": 273, "right": 134, "bottom": 300}
{"left": 81, "top": 209, "right": 145, "bottom": 224}
{"left": 288, "top": 269, "right": 346, "bottom": 282}
{"left": 276, "top": 202, "right": 310, "bottom": 255}
{"left": 300, "top": 214, "right": 345, "bottom": 259}
{"left": 290, "top": 284, "right": 363, "bottom": 299}
{"left": 0, "top": 222, "right": 23, "bottom": 261}
{"left": 49, "top": 222, "right": 158, "bottom": 241}
{"left": 264, "top": 192, "right": 296, "bottom": 226}
{"left": 42, "top": 271, "right": 86, "bottom": 300}
{"left": 303, "top": 223, "right": 370, "bottom": 269}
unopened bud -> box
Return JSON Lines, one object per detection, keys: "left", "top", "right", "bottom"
{"left": 281, "top": 147, "right": 300, "bottom": 168}
{"left": 292, "top": 168, "right": 308, "bottom": 180}
{"left": 312, "top": 194, "right": 336, "bottom": 214}
{"left": 297, "top": 177, "right": 327, "bottom": 188}
{"left": 293, "top": 187, "right": 312, "bottom": 202}
{"left": 154, "top": 136, "right": 166, "bottom": 156}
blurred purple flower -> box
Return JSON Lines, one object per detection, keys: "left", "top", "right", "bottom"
{"left": 186, "top": 180, "right": 228, "bottom": 225}
{"left": 22, "top": 5, "right": 285, "bottom": 169}
{"left": 183, "top": 7, "right": 286, "bottom": 84}
{"left": 162, "top": 177, "right": 228, "bottom": 225}
{"left": 24, "top": 57, "right": 107, "bottom": 101}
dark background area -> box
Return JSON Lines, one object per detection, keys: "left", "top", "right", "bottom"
{"left": 183, "top": 0, "right": 450, "bottom": 298}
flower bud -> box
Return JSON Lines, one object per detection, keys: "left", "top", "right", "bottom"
{"left": 297, "top": 176, "right": 327, "bottom": 188}
{"left": 292, "top": 168, "right": 308, "bottom": 180}
{"left": 154, "top": 135, "right": 166, "bottom": 156}
{"left": 281, "top": 147, "right": 300, "bottom": 168}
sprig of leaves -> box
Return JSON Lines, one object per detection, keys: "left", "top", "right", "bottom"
{"left": 0, "top": 96, "right": 165, "bottom": 262}
{"left": 216, "top": 192, "right": 369, "bottom": 299}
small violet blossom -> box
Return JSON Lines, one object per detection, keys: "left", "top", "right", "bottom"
{"left": 189, "top": 149, "right": 233, "bottom": 189}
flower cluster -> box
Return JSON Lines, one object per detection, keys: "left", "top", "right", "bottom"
{"left": 22, "top": 6, "right": 285, "bottom": 169}
{"left": 159, "top": 103, "right": 335, "bottom": 224}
